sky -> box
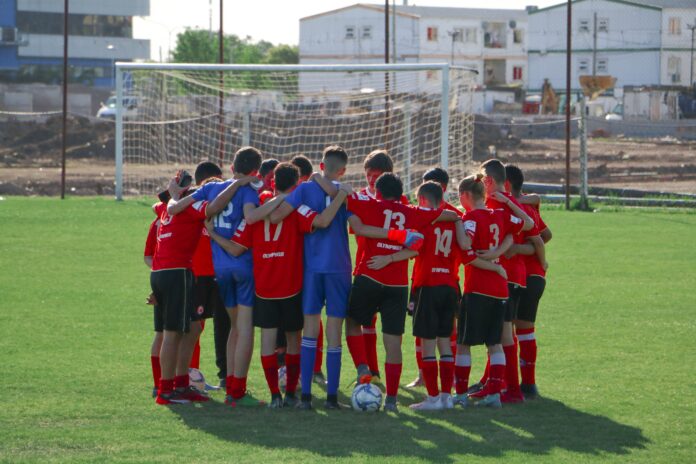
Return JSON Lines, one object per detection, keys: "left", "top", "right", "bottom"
{"left": 134, "top": 0, "right": 560, "bottom": 61}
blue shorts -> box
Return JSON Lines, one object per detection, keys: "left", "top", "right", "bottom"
{"left": 215, "top": 268, "right": 255, "bottom": 309}
{"left": 302, "top": 271, "right": 351, "bottom": 318}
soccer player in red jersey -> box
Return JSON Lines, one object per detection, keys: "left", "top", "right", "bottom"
{"left": 144, "top": 215, "right": 162, "bottom": 398}
{"left": 455, "top": 174, "right": 528, "bottom": 408}
{"left": 470, "top": 159, "right": 535, "bottom": 404}
{"left": 345, "top": 173, "right": 460, "bottom": 412}
{"left": 207, "top": 162, "right": 353, "bottom": 407}
{"left": 505, "top": 164, "right": 552, "bottom": 399}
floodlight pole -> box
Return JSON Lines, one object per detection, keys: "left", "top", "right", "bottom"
{"left": 61, "top": 0, "right": 69, "bottom": 200}
{"left": 217, "top": 0, "right": 225, "bottom": 166}
{"left": 564, "top": 0, "right": 572, "bottom": 210}
{"left": 384, "top": 0, "right": 391, "bottom": 150}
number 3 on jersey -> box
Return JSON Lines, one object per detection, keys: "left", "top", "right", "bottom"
{"left": 382, "top": 209, "right": 406, "bottom": 230}
{"left": 489, "top": 223, "right": 500, "bottom": 249}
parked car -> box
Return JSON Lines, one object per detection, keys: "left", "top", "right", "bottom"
{"left": 96, "top": 96, "right": 139, "bottom": 119}
{"left": 605, "top": 103, "right": 623, "bottom": 121}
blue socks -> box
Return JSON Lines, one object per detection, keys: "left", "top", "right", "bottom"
{"left": 326, "top": 346, "right": 342, "bottom": 397}
{"left": 300, "top": 337, "right": 317, "bottom": 400}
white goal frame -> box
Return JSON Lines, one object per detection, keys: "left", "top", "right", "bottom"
{"left": 115, "top": 62, "right": 465, "bottom": 200}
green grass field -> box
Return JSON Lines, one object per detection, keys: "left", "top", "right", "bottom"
{"left": 2, "top": 197, "right": 695, "bottom": 463}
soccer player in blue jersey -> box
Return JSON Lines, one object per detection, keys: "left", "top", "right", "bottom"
{"left": 167, "top": 147, "right": 288, "bottom": 406}
{"left": 270, "top": 145, "right": 421, "bottom": 410}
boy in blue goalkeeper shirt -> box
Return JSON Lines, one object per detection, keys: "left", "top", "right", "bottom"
{"left": 168, "top": 147, "right": 288, "bottom": 406}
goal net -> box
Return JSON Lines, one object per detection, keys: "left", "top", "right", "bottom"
{"left": 115, "top": 63, "right": 476, "bottom": 200}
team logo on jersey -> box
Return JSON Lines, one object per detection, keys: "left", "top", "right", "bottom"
{"left": 510, "top": 215, "right": 522, "bottom": 224}
{"left": 464, "top": 220, "right": 476, "bottom": 233}
{"left": 298, "top": 205, "right": 312, "bottom": 217}
{"left": 356, "top": 193, "right": 370, "bottom": 201}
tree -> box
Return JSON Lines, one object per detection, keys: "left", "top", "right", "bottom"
{"left": 171, "top": 30, "right": 297, "bottom": 65}
{"left": 264, "top": 45, "right": 299, "bottom": 64}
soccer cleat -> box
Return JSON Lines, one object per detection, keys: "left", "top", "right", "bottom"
{"left": 313, "top": 371, "right": 327, "bottom": 385}
{"left": 500, "top": 390, "right": 525, "bottom": 404}
{"left": 440, "top": 393, "right": 454, "bottom": 409}
{"left": 453, "top": 394, "right": 471, "bottom": 408}
{"left": 357, "top": 364, "right": 373, "bottom": 385}
{"left": 520, "top": 383, "right": 539, "bottom": 399}
{"left": 296, "top": 400, "right": 312, "bottom": 410}
{"left": 204, "top": 382, "right": 221, "bottom": 392}
{"left": 224, "top": 394, "right": 235, "bottom": 406}
{"left": 283, "top": 393, "right": 299, "bottom": 408}
{"left": 468, "top": 382, "right": 494, "bottom": 399}
{"left": 475, "top": 393, "right": 502, "bottom": 409}
{"left": 178, "top": 386, "right": 210, "bottom": 403}
{"left": 409, "top": 396, "right": 444, "bottom": 411}
{"left": 156, "top": 390, "right": 191, "bottom": 405}
{"left": 383, "top": 396, "right": 399, "bottom": 413}
{"left": 324, "top": 399, "right": 344, "bottom": 410}
{"left": 230, "top": 392, "right": 266, "bottom": 407}
{"left": 268, "top": 394, "right": 284, "bottom": 409}
{"left": 152, "top": 387, "right": 158, "bottom": 398}
{"left": 406, "top": 376, "right": 424, "bottom": 388}
{"left": 467, "top": 382, "right": 484, "bottom": 395}
{"left": 370, "top": 370, "right": 381, "bottom": 380}
{"left": 218, "top": 378, "right": 226, "bottom": 389}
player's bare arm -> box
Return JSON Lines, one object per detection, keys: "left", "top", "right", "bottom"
{"left": 477, "top": 233, "right": 514, "bottom": 261}
{"left": 204, "top": 218, "right": 246, "bottom": 257}
{"left": 312, "top": 185, "right": 351, "bottom": 229}
{"left": 164, "top": 175, "right": 195, "bottom": 215}
{"left": 433, "top": 209, "right": 461, "bottom": 223}
{"left": 508, "top": 242, "right": 535, "bottom": 256}
{"left": 468, "top": 257, "right": 507, "bottom": 280}
{"left": 367, "top": 249, "right": 418, "bottom": 271}
{"left": 518, "top": 194, "right": 541, "bottom": 206}
{"left": 492, "top": 191, "right": 534, "bottom": 231}
{"left": 243, "top": 192, "right": 288, "bottom": 225}
{"left": 455, "top": 220, "right": 472, "bottom": 250}
{"left": 529, "top": 235, "right": 548, "bottom": 270}
{"left": 144, "top": 256, "right": 153, "bottom": 268}
{"left": 204, "top": 176, "right": 255, "bottom": 218}
{"left": 541, "top": 227, "right": 553, "bottom": 243}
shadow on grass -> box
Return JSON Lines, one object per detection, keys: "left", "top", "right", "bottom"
{"left": 171, "top": 392, "right": 648, "bottom": 462}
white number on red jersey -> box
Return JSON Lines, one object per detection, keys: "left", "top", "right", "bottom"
{"left": 263, "top": 219, "right": 283, "bottom": 242}
{"left": 433, "top": 227, "right": 453, "bottom": 257}
{"left": 489, "top": 223, "right": 500, "bottom": 249}
{"left": 382, "top": 209, "right": 406, "bottom": 230}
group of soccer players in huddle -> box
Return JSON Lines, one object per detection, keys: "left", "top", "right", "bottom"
{"left": 145, "top": 144, "right": 551, "bottom": 411}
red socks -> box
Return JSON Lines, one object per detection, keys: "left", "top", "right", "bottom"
{"left": 314, "top": 321, "right": 324, "bottom": 374}
{"left": 285, "top": 353, "right": 300, "bottom": 394}
{"left": 489, "top": 353, "right": 506, "bottom": 394}
{"left": 421, "top": 358, "right": 439, "bottom": 397}
{"left": 384, "top": 363, "right": 403, "bottom": 397}
{"left": 479, "top": 354, "right": 490, "bottom": 385}
{"left": 225, "top": 375, "right": 234, "bottom": 396}
{"left": 415, "top": 337, "right": 423, "bottom": 370}
{"left": 503, "top": 343, "right": 521, "bottom": 395}
{"left": 158, "top": 378, "right": 174, "bottom": 396}
{"left": 261, "top": 354, "right": 280, "bottom": 395}
{"left": 364, "top": 315, "right": 379, "bottom": 374}
{"left": 228, "top": 376, "right": 247, "bottom": 400}
{"left": 174, "top": 374, "right": 189, "bottom": 390}
{"left": 189, "top": 320, "right": 204, "bottom": 369}
{"left": 454, "top": 364, "right": 471, "bottom": 395}
{"left": 150, "top": 356, "right": 161, "bottom": 389}
{"left": 517, "top": 328, "right": 537, "bottom": 385}
{"left": 449, "top": 327, "right": 457, "bottom": 362}
{"left": 439, "top": 356, "right": 454, "bottom": 395}
{"left": 346, "top": 335, "right": 368, "bottom": 368}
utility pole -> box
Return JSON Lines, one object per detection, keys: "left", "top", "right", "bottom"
{"left": 565, "top": 0, "right": 572, "bottom": 210}
{"left": 689, "top": 24, "right": 695, "bottom": 86}
{"left": 448, "top": 30, "right": 460, "bottom": 64}
{"left": 592, "top": 12, "right": 597, "bottom": 76}
{"left": 391, "top": 0, "right": 396, "bottom": 63}
{"left": 61, "top": 0, "right": 69, "bottom": 200}
{"left": 217, "top": 0, "right": 224, "bottom": 165}
{"left": 384, "top": 0, "right": 390, "bottom": 149}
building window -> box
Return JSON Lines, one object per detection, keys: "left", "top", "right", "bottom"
{"left": 669, "top": 17, "right": 681, "bottom": 35}
{"left": 483, "top": 22, "right": 505, "bottom": 48}
{"left": 16, "top": 12, "right": 132, "bottom": 37}
{"left": 598, "top": 18, "right": 609, "bottom": 33}
{"left": 578, "top": 58, "right": 589, "bottom": 74}
{"left": 513, "top": 29, "right": 524, "bottom": 44}
{"left": 464, "top": 27, "right": 477, "bottom": 43}
{"left": 452, "top": 28, "right": 464, "bottom": 42}
{"left": 597, "top": 58, "right": 608, "bottom": 73}
{"left": 345, "top": 26, "right": 355, "bottom": 39}
{"left": 361, "top": 26, "right": 372, "bottom": 39}
{"left": 578, "top": 19, "right": 590, "bottom": 33}
{"left": 668, "top": 56, "right": 681, "bottom": 83}
{"left": 427, "top": 26, "right": 438, "bottom": 41}
{"left": 513, "top": 66, "right": 523, "bottom": 80}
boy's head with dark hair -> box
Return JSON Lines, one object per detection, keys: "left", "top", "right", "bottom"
{"left": 422, "top": 167, "right": 450, "bottom": 192}
{"left": 375, "top": 172, "right": 403, "bottom": 201}
{"left": 194, "top": 161, "right": 223, "bottom": 185}
{"left": 363, "top": 149, "right": 394, "bottom": 190}
{"left": 416, "top": 181, "right": 444, "bottom": 209}
{"left": 291, "top": 154, "right": 313, "bottom": 181}
{"left": 273, "top": 162, "right": 300, "bottom": 193}
{"left": 505, "top": 164, "right": 524, "bottom": 195}
{"left": 320, "top": 145, "right": 348, "bottom": 178}
{"left": 458, "top": 173, "right": 485, "bottom": 211}
{"left": 259, "top": 158, "right": 280, "bottom": 191}
{"left": 480, "top": 158, "right": 506, "bottom": 195}
{"left": 232, "top": 146, "right": 263, "bottom": 176}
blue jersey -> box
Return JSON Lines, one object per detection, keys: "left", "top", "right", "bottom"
{"left": 192, "top": 180, "right": 259, "bottom": 272}
{"left": 286, "top": 181, "right": 352, "bottom": 273}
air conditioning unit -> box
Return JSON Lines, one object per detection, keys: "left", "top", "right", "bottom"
{"left": 0, "top": 27, "right": 18, "bottom": 44}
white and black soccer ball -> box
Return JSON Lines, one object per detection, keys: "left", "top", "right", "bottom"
{"left": 188, "top": 367, "right": 206, "bottom": 391}
{"left": 278, "top": 366, "right": 287, "bottom": 391}
{"left": 351, "top": 383, "right": 382, "bottom": 412}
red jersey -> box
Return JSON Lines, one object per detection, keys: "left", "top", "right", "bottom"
{"left": 151, "top": 200, "right": 208, "bottom": 271}
{"left": 144, "top": 218, "right": 159, "bottom": 258}
{"left": 232, "top": 204, "right": 317, "bottom": 299}
{"left": 462, "top": 208, "right": 525, "bottom": 299}
{"left": 192, "top": 228, "right": 215, "bottom": 277}
{"left": 486, "top": 192, "right": 527, "bottom": 286}
{"left": 347, "top": 193, "right": 441, "bottom": 286}
{"left": 521, "top": 203, "right": 547, "bottom": 278}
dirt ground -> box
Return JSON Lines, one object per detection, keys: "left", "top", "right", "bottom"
{"left": 1, "top": 117, "right": 695, "bottom": 196}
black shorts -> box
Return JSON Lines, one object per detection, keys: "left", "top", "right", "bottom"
{"left": 457, "top": 293, "right": 506, "bottom": 347}
{"left": 151, "top": 269, "right": 194, "bottom": 333}
{"left": 517, "top": 276, "right": 546, "bottom": 323}
{"left": 505, "top": 283, "right": 523, "bottom": 322}
{"left": 253, "top": 293, "right": 304, "bottom": 332}
{"left": 192, "top": 275, "right": 224, "bottom": 322}
{"left": 348, "top": 275, "right": 408, "bottom": 336}
{"left": 412, "top": 286, "right": 459, "bottom": 339}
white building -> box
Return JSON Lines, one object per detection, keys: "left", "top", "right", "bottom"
{"left": 657, "top": 0, "right": 696, "bottom": 86}
{"left": 300, "top": 3, "right": 529, "bottom": 88}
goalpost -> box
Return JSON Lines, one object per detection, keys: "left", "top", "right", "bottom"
{"left": 115, "top": 63, "right": 476, "bottom": 200}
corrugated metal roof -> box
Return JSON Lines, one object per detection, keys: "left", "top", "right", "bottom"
{"left": 301, "top": 3, "right": 527, "bottom": 22}
{"left": 628, "top": 0, "right": 696, "bottom": 8}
